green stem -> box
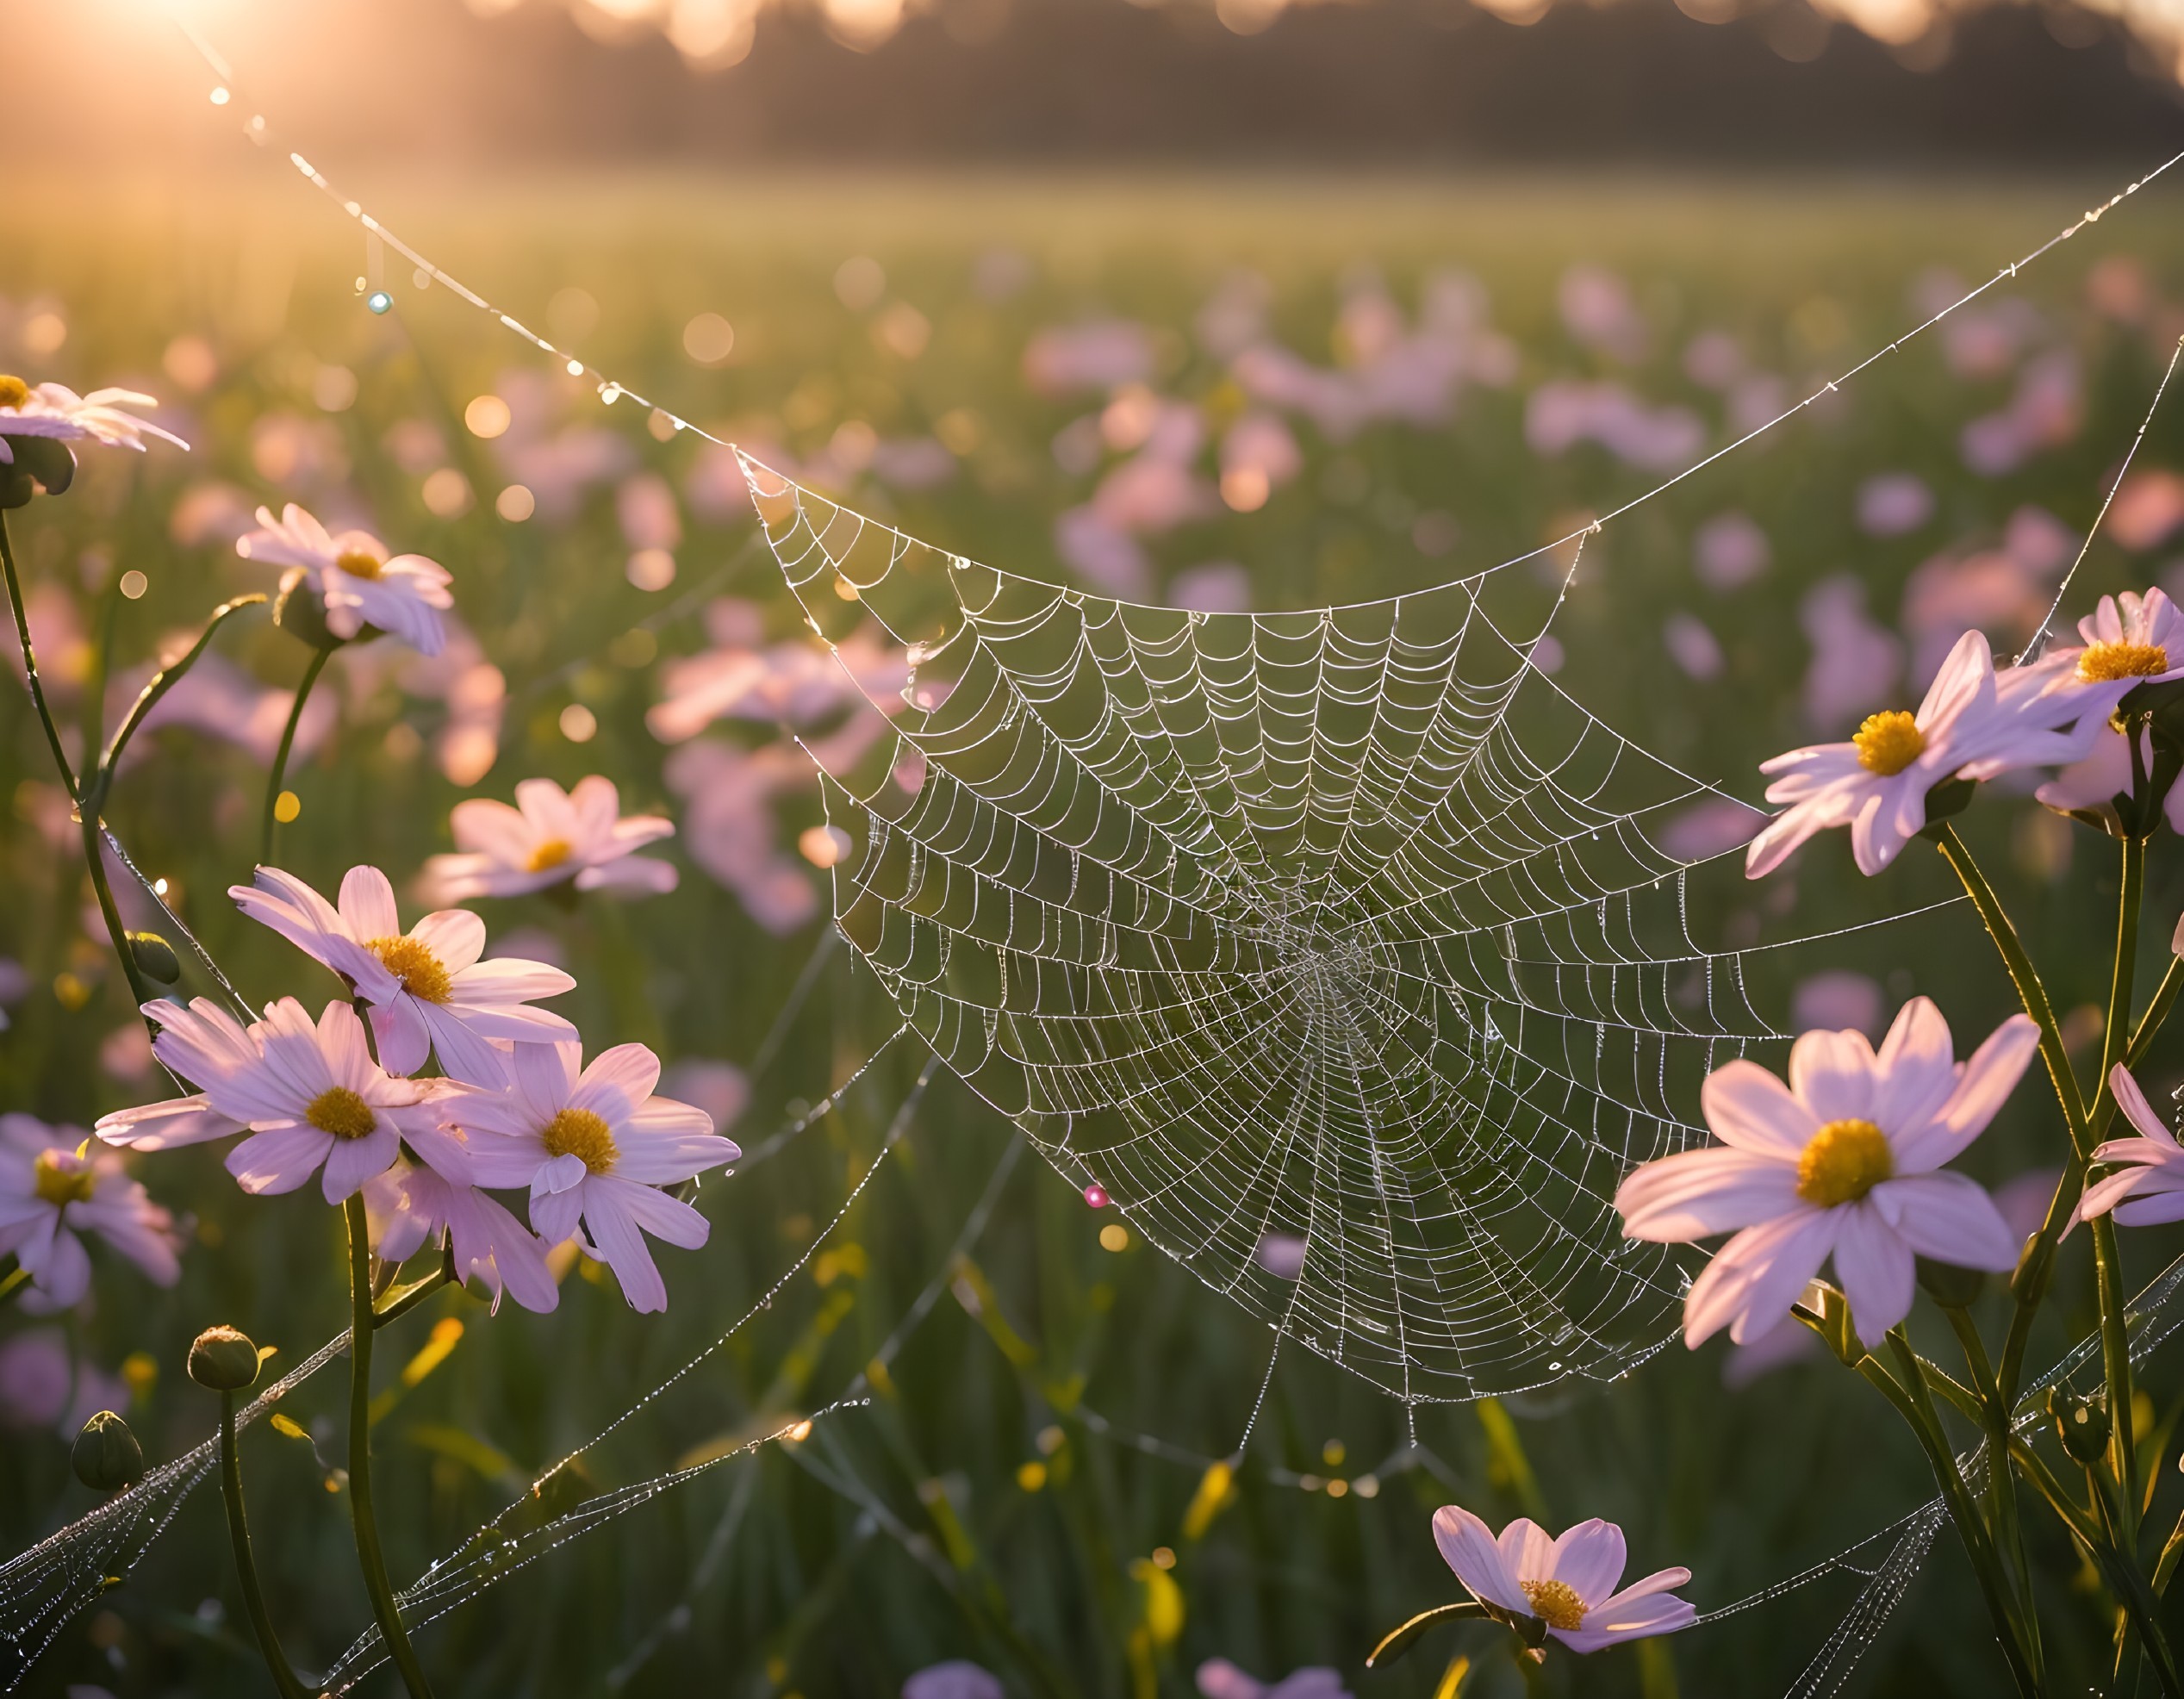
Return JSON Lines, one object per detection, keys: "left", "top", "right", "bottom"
{"left": 97, "top": 593, "right": 266, "bottom": 781}
{"left": 82, "top": 807, "right": 155, "bottom": 1011}
{"left": 219, "top": 1391, "right": 313, "bottom": 1699}
{"left": 0, "top": 1263, "right": 29, "bottom": 1304}
{"left": 2010, "top": 1437, "right": 2184, "bottom": 1699}
{"left": 0, "top": 509, "right": 78, "bottom": 794}
{"left": 345, "top": 1193, "right": 436, "bottom": 1699}
{"left": 2092, "top": 833, "right": 2145, "bottom": 1520}
{"left": 1944, "top": 1304, "right": 2040, "bottom": 1673}
{"left": 261, "top": 647, "right": 329, "bottom": 866}
{"left": 1872, "top": 1335, "right": 2043, "bottom": 1696}
{"left": 1932, "top": 826, "right": 2087, "bottom": 1136}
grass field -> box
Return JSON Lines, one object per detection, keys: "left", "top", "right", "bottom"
{"left": 5, "top": 168, "right": 2184, "bottom": 1697}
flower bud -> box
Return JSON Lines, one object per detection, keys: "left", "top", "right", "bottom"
{"left": 126, "top": 930, "right": 182, "bottom": 985}
{"left": 271, "top": 568, "right": 347, "bottom": 651}
{"left": 188, "top": 1325, "right": 261, "bottom": 1392}
{"left": 0, "top": 435, "right": 77, "bottom": 509}
{"left": 2048, "top": 1388, "right": 2110, "bottom": 1466}
{"left": 72, "top": 1410, "right": 144, "bottom": 1493}
{"left": 1914, "top": 1256, "right": 1988, "bottom": 1310}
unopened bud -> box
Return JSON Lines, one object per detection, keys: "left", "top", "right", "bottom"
{"left": 126, "top": 930, "right": 181, "bottom": 985}
{"left": 0, "top": 434, "right": 77, "bottom": 509}
{"left": 188, "top": 1325, "right": 261, "bottom": 1392}
{"left": 1914, "top": 1256, "right": 1988, "bottom": 1310}
{"left": 2047, "top": 1388, "right": 2110, "bottom": 1466}
{"left": 271, "top": 568, "right": 347, "bottom": 651}
{"left": 72, "top": 1410, "right": 144, "bottom": 1492}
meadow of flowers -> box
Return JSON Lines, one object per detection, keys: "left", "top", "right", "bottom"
{"left": 5, "top": 171, "right": 2184, "bottom": 1696}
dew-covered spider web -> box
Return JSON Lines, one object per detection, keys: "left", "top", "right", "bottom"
{"left": 748, "top": 455, "right": 1864, "bottom": 1406}
{"left": 9, "top": 54, "right": 2184, "bottom": 1689}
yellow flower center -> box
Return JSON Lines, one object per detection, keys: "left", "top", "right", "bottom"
{"left": 33, "top": 1150, "right": 95, "bottom": 1207}
{"left": 2078, "top": 640, "right": 2168, "bottom": 682}
{"left": 1796, "top": 1117, "right": 1894, "bottom": 1208}
{"left": 541, "top": 1106, "right": 618, "bottom": 1173}
{"left": 334, "top": 548, "right": 384, "bottom": 581}
{"left": 1852, "top": 710, "right": 1925, "bottom": 776}
{"left": 0, "top": 375, "right": 28, "bottom": 410}
{"left": 1521, "top": 1578, "right": 1588, "bottom": 1632}
{"left": 305, "top": 1086, "right": 377, "bottom": 1141}
{"left": 369, "top": 936, "right": 453, "bottom": 1004}
{"left": 526, "top": 837, "right": 573, "bottom": 874}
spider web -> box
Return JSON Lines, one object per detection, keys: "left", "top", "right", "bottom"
{"left": 744, "top": 456, "right": 1869, "bottom": 1405}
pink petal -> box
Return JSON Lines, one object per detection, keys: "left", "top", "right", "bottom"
{"left": 1872, "top": 1172, "right": 2020, "bottom": 1271}
{"left": 571, "top": 1043, "right": 664, "bottom": 1124}
{"left": 607, "top": 1175, "right": 711, "bottom": 1249}
{"left": 1431, "top": 1505, "right": 1526, "bottom": 1612}
{"left": 1893, "top": 1016, "right": 2038, "bottom": 1172}
{"left": 1683, "top": 1210, "right": 1837, "bottom": 1347}
{"left": 1870, "top": 997, "right": 1957, "bottom": 1139}
{"left": 1699, "top": 1061, "right": 1816, "bottom": 1156}
{"left": 411, "top": 909, "right": 486, "bottom": 974}
{"left": 1616, "top": 1148, "right": 1801, "bottom": 1242}
{"left": 320, "top": 1125, "right": 401, "bottom": 1203}
{"left": 338, "top": 865, "right": 402, "bottom": 939}
{"left": 1831, "top": 1203, "right": 1915, "bottom": 1341}
{"left": 371, "top": 999, "right": 432, "bottom": 1079}
{"left": 1547, "top": 1519, "right": 1626, "bottom": 1605}
{"left": 582, "top": 1185, "right": 669, "bottom": 1312}
{"left": 2107, "top": 1063, "right": 2180, "bottom": 1149}
{"left": 227, "top": 1126, "right": 333, "bottom": 1194}
{"left": 1788, "top": 1028, "right": 1877, "bottom": 1124}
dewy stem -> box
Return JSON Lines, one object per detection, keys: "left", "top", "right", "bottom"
{"left": 1871, "top": 1335, "right": 2044, "bottom": 1697}
{"left": 262, "top": 646, "right": 329, "bottom": 866}
{"left": 219, "top": 1390, "right": 313, "bottom": 1699}
{"left": 0, "top": 509, "right": 78, "bottom": 794}
{"left": 344, "top": 1193, "right": 436, "bottom": 1699}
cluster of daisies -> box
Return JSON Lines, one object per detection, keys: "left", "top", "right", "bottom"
{"left": 1621, "top": 586, "right": 2184, "bottom": 1354}
{"left": 91, "top": 864, "right": 737, "bottom": 1314}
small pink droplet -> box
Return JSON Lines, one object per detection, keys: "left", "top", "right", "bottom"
{"left": 1083, "top": 1184, "right": 1109, "bottom": 1209}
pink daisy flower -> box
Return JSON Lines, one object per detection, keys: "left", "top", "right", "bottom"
{"left": 97, "top": 999, "right": 448, "bottom": 1204}
{"left": 1431, "top": 1506, "right": 1695, "bottom": 1654}
{"left": 236, "top": 501, "right": 452, "bottom": 655}
{"left": 1618, "top": 997, "right": 2036, "bottom": 1347}
{"left": 0, "top": 377, "right": 188, "bottom": 462}
{"left": 1745, "top": 629, "right": 2114, "bottom": 879}
{"left": 0, "top": 1115, "right": 181, "bottom": 1307}
{"left": 454, "top": 1040, "right": 737, "bottom": 1313}
{"left": 2070, "top": 1061, "right": 2184, "bottom": 1232}
{"left": 420, "top": 775, "right": 676, "bottom": 905}
{"left": 230, "top": 864, "right": 576, "bottom": 1086}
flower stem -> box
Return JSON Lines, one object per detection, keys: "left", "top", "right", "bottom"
{"left": 2090, "top": 833, "right": 2145, "bottom": 1521}
{"left": 1870, "top": 1334, "right": 2044, "bottom": 1696}
{"left": 0, "top": 509, "right": 78, "bottom": 795}
{"left": 219, "top": 1390, "right": 313, "bottom": 1699}
{"left": 2010, "top": 1436, "right": 2184, "bottom": 1697}
{"left": 1942, "top": 1305, "right": 2040, "bottom": 1671}
{"left": 343, "top": 1193, "right": 436, "bottom": 1699}
{"left": 0, "top": 1262, "right": 29, "bottom": 1305}
{"left": 1931, "top": 825, "right": 2086, "bottom": 1136}
{"left": 262, "top": 647, "right": 329, "bottom": 866}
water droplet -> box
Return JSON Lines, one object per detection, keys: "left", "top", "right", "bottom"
{"left": 365, "top": 291, "right": 394, "bottom": 315}
{"left": 1083, "top": 1183, "right": 1109, "bottom": 1209}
